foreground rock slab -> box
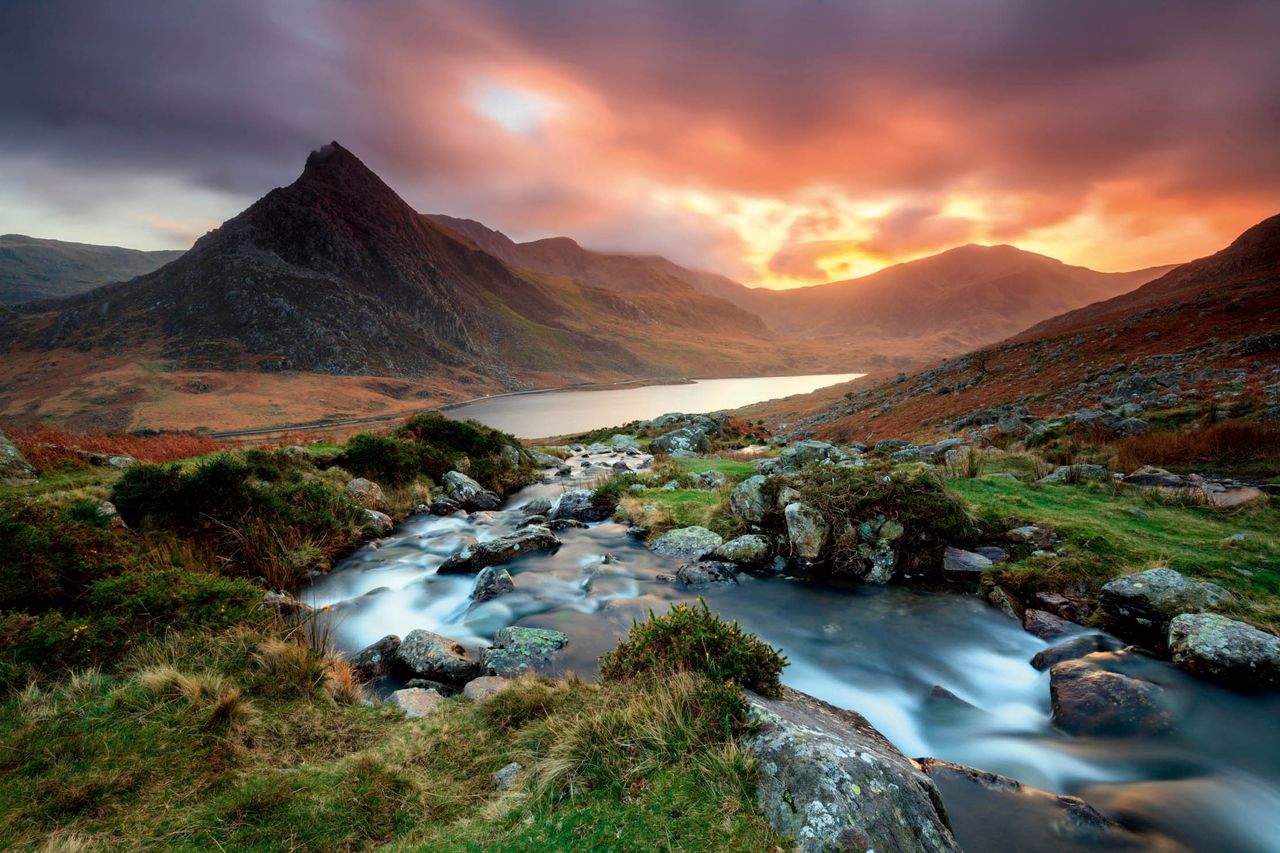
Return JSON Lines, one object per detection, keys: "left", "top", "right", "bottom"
{"left": 396, "top": 629, "right": 480, "bottom": 683}
{"left": 391, "top": 687, "right": 445, "bottom": 718}
{"left": 1168, "top": 613, "right": 1280, "bottom": 688}
{"left": 744, "top": 688, "right": 960, "bottom": 853}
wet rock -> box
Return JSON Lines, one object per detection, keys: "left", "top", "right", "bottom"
{"left": 396, "top": 629, "right": 480, "bottom": 683}
{"left": 744, "top": 687, "right": 960, "bottom": 853}
{"left": 437, "top": 526, "right": 561, "bottom": 574}
{"left": 0, "top": 428, "right": 37, "bottom": 485}
{"left": 925, "top": 685, "right": 977, "bottom": 712}
{"left": 345, "top": 477, "right": 386, "bottom": 510}
{"left": 784, "top": 502, "right": 828, "bottom": 561}
{"left": 917, "top": 758, "right": 1152, "bottom": 852}
{"left": 986, "top": 585, "right": 1022, "bottom": 620}
{"left": 942, "top": 546, "right": 992, "bottom": 580}
{"left": 391, "top": 687, "right": 445, "bottom": 718}
{"left": 1031, "top": 634, "right": 1122, "bottom": 670}
{"left": 261, "top": 590, "right": 313, "bottom": 619}
{"left": 471, "top": 566, "right": 515, "bottom": 602}
{"left": 729, "top": 474, "right": 769, "bottom": 522}
{"left": 1049, "top": 660, "right": 1173, "bottom": 737}
{"left": 673, "top": 560, "right": 738, "bottom": 589}
{"left": 1099, "top": 567, "right": 1231, "bottom": 640}
{"left": 1033, "top": 591, "right": 1095, "bottom": 623}
{"left": 521, "top": 496, "right": 553, "bottom": 515}
{"left": 650, "top": 526, "right": 723, "bottom": 561}
{"left": 714, "top": 533, "right": 772, "bottom": 565}
{"left": 1022, "top": 609, "right": 1077, "bottom": 641}
{"left": 527, "top": 449, "right": 563, "bottom": 468}
{"left": 549, "top": 489, "right": 610, "bottom": 522}
{"left": 363, "top": 509, "right": 394, "bottom": 535}
{"left": 462, "top": 675, "right": 511, "bottom": 702}
{"left": 495, "top": 761, "right": 522, "bottom": 791}
{"left": 1167, "top": 613, "right": 1280, "bottom": 688}
{"left": 429, "top": 496, "right": 461, "bottom": 515}
{"left": 443, "top": 470, "right": 499, "bottom": 510}
{"left": 481, "top": 626, "right": 569, "bottom": 677}
{"left": 973, "top": 546, "right": 1008, "bottom": 563}
{"left": 404, "top": 678, "right": 458, "bottom": 696}
{"left": 351, "top": 634, "right": 401, "bottom": 679}
{"left": 545, "top": 518, "right": 587, "bottom": 532}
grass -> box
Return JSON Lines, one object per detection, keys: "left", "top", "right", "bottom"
{"left": 617, "top": 488, "right": 730, "bottom": 536}
{"left": 0, "top": 628, "right": 785, "bottom": 852}
{"left": 950, "top": 477, "right": 1280, "bottom": 631}
{"left": 675, "top": 457, "right": 758, "bottom": 482}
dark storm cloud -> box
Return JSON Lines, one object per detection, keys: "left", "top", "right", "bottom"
{"left": 1, "top": 0, "right": 1277, "bottom": 274}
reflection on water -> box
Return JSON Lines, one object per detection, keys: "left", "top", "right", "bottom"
{"left": 303, "top": 456, "right": 1280, "bottom": 852}
{"left": 443, "top": 372, "right": 864, "bottom": 437}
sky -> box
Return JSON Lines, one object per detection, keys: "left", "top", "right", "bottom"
{"left": 1, "top": 1, "right": 1278, "bottom": 288}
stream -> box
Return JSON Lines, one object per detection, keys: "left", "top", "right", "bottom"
{"left": 304, "top": 450, "right": 1280, "bottom": 852}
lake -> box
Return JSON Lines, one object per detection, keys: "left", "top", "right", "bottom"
{"left": 443, "top": 372, "right": 864, "bottom": 437}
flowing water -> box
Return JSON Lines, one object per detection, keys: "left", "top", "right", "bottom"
{"left": 442, "top": 372, "right": 865, "bottom": 437}
{"left": 304, "top": 451, "right": 1280, "bottom": 852}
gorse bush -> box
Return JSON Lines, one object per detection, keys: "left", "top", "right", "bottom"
{"left": 337, "top": 433, "right": 422, "bottom": 487}
{"left": 599, "top": 600, "right": 787, "bottom": 697}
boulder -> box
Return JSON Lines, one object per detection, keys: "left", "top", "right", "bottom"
{"left": 429, "top": 497, "right": 461, "bottom": 515}
{"left": 106, "top": 454, "right": 138, "bottom": 469}
{"left": 363, "top": 509, "right": 394, "bottom": 535}
{"left": 499, "top": 444, "right": 521, "bottom": 467}
{"left": 1037, "top": 464, "right": 1109, "bottom": 484}
{"left": 471, "top": 566, "right": 515, "bottom": 602}
{"left": 495, "top": 761, "right": 523, "bottom": 791}
{"left": 0, "top": 428, "right": 38, "bottom": 486}
{"left": 692, "top": 470, "right": 727, "bottom": 488}
{"left": 260, "top": 590, "right": 313, "bottom": 618}
{"left": 1167, "top": 613, "right": 1280, "bottom": 688}
{"left": 729, "top": 475, "right": 769, "bottom": 523}
{"left": 1030, "top": 634, "right": 1123, "bottom": 671}
{"left": 436, "top": 526, "right": 561, "bottom": 574}
{"left": 973, "top": 546, "right": 1008, "bottom": 563}
{"left": 784, "top": 502, "right": 828, "bottom": 562}
{"left": 610, "top": 434, "right": 641, "bottom": 452}
{"left": 345, "top": 477, "right": 386, "bottom": 510}
{"left": 1099, "top": 568, "right": 1230, "bottom": 640}
{"left": 942, "top": 547, "right": 992, "bottom": 580}
{"left": 1049, "top": 659, "right": 1173, "bottom": 737}
{"left": 1021, "top": 609, "right": 1076, "bottom": 641}
{"left": 527, "top": 449, "right": 563, "bottom": 468}
{"left": 481, "top": 626, "right": 569, "bottom": 677}
{"left": 714, "top": 534, "right": 772, "bottom": 565}
{"left": 1033, "top": 591, "right": 1094, "bottom": 623}
{"left": 850, "top": 516, "right": 904, "bottom": 583}
{"left": 390, "top": 687, "right": 445, "bottom": 718}
{"left": 521, "top": 496, "right": 554, "bottom": 515}
{"left": 917, "top": 759, "right": 1152, "bottom": 851}
{"left": 351, "top": 634, "right": 401, "bottom": 679}
{"left": 672, "top": 560, "right": 739, "bottom": 589}
{"left": 650, "top": 526, "right": 723, "bottom": 562}
{"left": 549, "top": 489, "right": 610, "bottom": 522}
{"left": 744, "top": 688, "right": 960, "bottom": 853}
{"left": 462, "top": 675, "right": 511, "bottom": 702}
{"left": 649, "top": 426, "right": 712, "bottom": 456}
{"left": 396, "top": 629, "right": 480, "bottom": 683}
{"left": 443, "top": 470, "right": 499, "bottom": 510}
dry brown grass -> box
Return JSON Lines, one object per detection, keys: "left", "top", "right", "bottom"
{"left": 1113, "top": 419, "right": 1280, "bottom": 472}
{"left": 7, "top": 424, "right": 219, "bottom": 472}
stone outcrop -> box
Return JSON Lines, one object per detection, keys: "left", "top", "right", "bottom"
{"left": 671, "top": 560, "right": 739, "bottom": 589}
{"left": 714, "top": 534, "right": 772, "bottom": 565}
{"left": 744, "top": 688, "right": 960, "bottom": 852}
{"left": 729, "top": 475, "right": 769, "bottom": 523}
{"left": 471, "top": 566, "right": 515, "bottom": 602}
{"left": 345, "top": 477, "right": 386, "bottom": 510}
{"left": 443, "top": 470, "right": 499, "bottom": 510}
{"left": 1099, "top": 567, "right": 1230, "bottom": 641}
{"left": 784, "top": 502, "right": 828, "bottom": 562}
{"left": 549, "top": 489, "right": 610, "bottom": 522}
{"left": 1049, "top": 659, "right": 1173, "bottom": 737}
{"left": 650, "top": 526, "right": 723, "bottom": 561}
{"left": 0, "top": 428, "right": 37, "bottom": 486}
{"left": 351, "top": 634, "right": 401, "bottom": 679}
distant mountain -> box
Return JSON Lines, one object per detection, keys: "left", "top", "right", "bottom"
{"left": 750, "top": 244, "right": 1174, "bottom": 352}
{"left": 428, "top": 216, "right": 1172, "bottom": 359}
{"left": 426, "top": 214, "right": 761, "bottom": 312}
{"left": 746, "top": 214, "right": 1280, "bottom": 442}
{"left": 1, "top": 143, "right": 861, "bottom": 428}
{"left": 0, "top": 235, "right": 184, "bottom": 306}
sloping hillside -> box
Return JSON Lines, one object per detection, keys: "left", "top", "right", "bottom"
{"left": 744, "top": 215, "right": 1279, "bottom": 443}
{"left": 0, "top": 235, "right": 184, "bottom": 306}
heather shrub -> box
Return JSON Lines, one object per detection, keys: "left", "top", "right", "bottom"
{"left": 599, "top": 601, "right": 786, "bottom": 697}
{"left": 336, "top": 433, "right": 422, "bottom": 487}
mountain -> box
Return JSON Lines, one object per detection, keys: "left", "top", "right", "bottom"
{"left": 0, "top": 235, "right": 184, "bottom": 306}
{"left": 0, "top": 143, "right": 855, "bottom": 430}
{"left": 427, "top": 216, "right": 1172, "bottom": 360}
{"left": 749, "top": 245, "right": 1174, "bottom": 352}
{"left": 426, "top": 214, "right": 762, "bottom": 313}
{"left": 743, "top": 214, "right": 1280, "bottom": 442}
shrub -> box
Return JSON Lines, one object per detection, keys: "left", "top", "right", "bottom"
{"left": 599, "top": 601, "right": 786, "bottom": 697}
{"left": 6, "top": 425, "right": 220, "bottom": 473}
{"left": 0, "top": 502, "right": 130, "bottom": 611}
{"left": 337, "top": 433, "right": 421, "bottom": 487}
